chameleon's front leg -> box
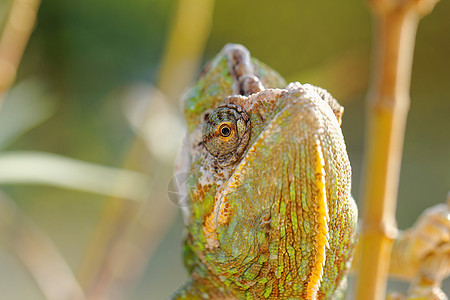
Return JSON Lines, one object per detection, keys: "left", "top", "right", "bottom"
{"left": 388, "top": 195, "right": 450, "bottom": 299}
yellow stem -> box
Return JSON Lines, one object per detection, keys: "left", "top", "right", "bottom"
{"left": 356, "top": 1, "right": 439, "bottom": 299}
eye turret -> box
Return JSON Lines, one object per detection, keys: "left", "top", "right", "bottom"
{"left": 202, "top": 104, "right": 250, "bottom": 166}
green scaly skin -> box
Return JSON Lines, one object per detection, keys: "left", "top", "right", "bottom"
{"left": 171, "top": 44, "right": 358, "bottom": 299}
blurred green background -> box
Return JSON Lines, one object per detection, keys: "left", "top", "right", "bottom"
{"left": 0, "top": 0, "right": 449, "bottom": 299}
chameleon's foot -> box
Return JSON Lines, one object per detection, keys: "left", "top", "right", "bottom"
{"left": 390, "top": 194, "right": 450, "bottom": 299}
{"left": 387, "top": 287, "right": 447, "bottom": 300}
{"left": 386, "top": 292, "right": 406, "bottom": 300}
{"left": 407, "top": 243, "right": 450, "bottom": 300}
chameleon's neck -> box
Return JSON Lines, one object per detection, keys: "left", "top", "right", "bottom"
{"left": 170, "top": 271, "right": 237, "bottom": 299}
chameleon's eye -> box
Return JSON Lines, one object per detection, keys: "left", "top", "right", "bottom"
{"left": 202, "top": 104, "right": 250, "bottom": 165}
{"left": 219, "top": 123, "right": 231, "bottom": 137}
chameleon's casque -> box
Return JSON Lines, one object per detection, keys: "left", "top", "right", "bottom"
{"left": 172, "top": 44, "right": 358, "bottom": 299}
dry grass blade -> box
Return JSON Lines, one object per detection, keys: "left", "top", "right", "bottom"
{"left": 78, "top": 1, "right": 216, "bottom": 298}
{"left": 0, "top": 0, "right": 41, "bottom": 105}
{"left": 157, "top": 0, "right": 215, "bottom": 104}
{"left": 0, "top": 151, "right": 150, "bottom": 201}
{"left": 356, "top": 0, "right": 440, "bottom": 299}
{"left": 0, "top": 192, "right": 86, "bottom": 300}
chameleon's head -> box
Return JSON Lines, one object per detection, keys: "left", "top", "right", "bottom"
{"left": 178, "top": 44, "right": 357, "bottom": 298}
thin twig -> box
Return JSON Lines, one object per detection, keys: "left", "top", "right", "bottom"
{"left": 0, "top": 0, "right": 41, "bottom": 105}
{"left": 356, "top": 0, "right": 440, "bottom": 299}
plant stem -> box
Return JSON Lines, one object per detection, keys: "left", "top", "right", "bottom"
{"left": 356, "top": 0, "right": 439, "bottom": 299}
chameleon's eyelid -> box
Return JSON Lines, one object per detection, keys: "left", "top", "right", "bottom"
{"left": 217, "top": 121, "right": 234, "bottom": 131}
{"left": 218, "top": 121, "right": 233, "bottom": 128}
{"left": 201, "top": 104, "right": 251, "bottom": 166}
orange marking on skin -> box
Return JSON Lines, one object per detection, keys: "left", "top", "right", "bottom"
{"left": 203, "top": 194, "right": 232, "bottom": 249}
{"left": 203, "top": 212, "right": 219, "bottom": 249}
{"left": 305, "top": 139, "right": 329, "bottom": 299}
{"left": 218, "top": 197, "right": 231, "bottom": 225}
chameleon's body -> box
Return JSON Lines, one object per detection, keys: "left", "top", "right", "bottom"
{"left": 172, "top": 44, "right": 357, "bottom": 299}
{"left": 171, "top": 44, "right": 450, "bottom": 299}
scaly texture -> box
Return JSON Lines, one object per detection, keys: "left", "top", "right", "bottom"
{"left": 171, "top": 44, "right": 358, "bottom": 299}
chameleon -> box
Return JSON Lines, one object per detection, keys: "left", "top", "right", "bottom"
{"left": 170, "top": 44, "right": 450, "bottom": 299}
